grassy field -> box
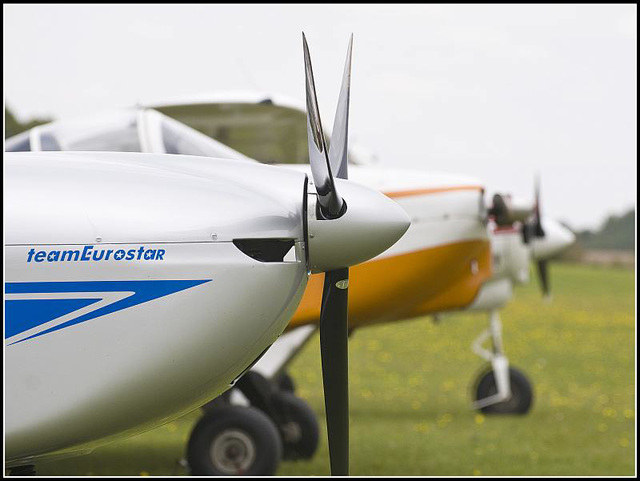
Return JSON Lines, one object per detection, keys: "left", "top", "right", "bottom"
{"left": 36, "top": 263, "right": 636, "bottom": 476}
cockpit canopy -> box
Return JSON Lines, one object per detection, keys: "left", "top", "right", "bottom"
{"left": 149, "top": 92, "right": 380, "bottom": 166}
{"left": 5, "top": 109, "right": 251, "bottom": 162}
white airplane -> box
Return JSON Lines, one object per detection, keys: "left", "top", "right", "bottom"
{"left": 462, "top": 187, "right": 575, "bottom": 413}
{"left": 4, "top": 35, "right": 411, "bottom": 476}
{"left": 6, "top": 39, "right": 574, "bottom": 475}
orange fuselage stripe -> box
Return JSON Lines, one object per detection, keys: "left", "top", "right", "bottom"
{"left": 384, "top": 185, "right": 484, "bottom": 199}
{"left": 288, "top": 239, "right": 492, "bottom": 331}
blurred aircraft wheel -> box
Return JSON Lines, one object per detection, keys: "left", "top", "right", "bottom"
{"left": 187, "top": 405, "right": 282, "bottom": 476}
{"left": 276, "top": 372, "right": 296, "bottom": 393}
{"left": 475, "top": 366, "right": 533, "bottom": 414}
{"left": 271, "top": 390, "right": 319, "bottom": 460}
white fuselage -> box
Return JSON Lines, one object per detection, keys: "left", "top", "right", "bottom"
{"left": 4, "top": 152, "right": 309, "bottom": 466}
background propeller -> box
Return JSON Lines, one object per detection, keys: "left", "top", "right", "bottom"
{"left": 491, "top": 176, "right": 551, "bottom": 299}
{"left": 303, "top": 32, "right": 353, "bottom": 476}
{"left": 532, "top": 175, "right": 550, "bottom": 299}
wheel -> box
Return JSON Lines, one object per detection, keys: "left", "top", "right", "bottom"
{"left": 276, "top": 372, "right": 296, "bottom": 393}
{"left": 271, "top": 391, "right": 319, "bottom": 460}
{"left": 187, "top": 405, "right": 282, "bottom": 476}
{"left": 475, "top": 366, "right": 533, "bottom": 414}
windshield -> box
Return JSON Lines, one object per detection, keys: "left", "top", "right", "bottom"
{"left": 159, "top": 114, "right": 250, "bottom": 161}
{"left": 154, "top": 101, "right": 380, "bottom": 166}
{"left": 5, "top": 109, "right": 251, "bottom": 162}
{"left": 155, "top": 103, "right": 309, "bottom": 165}
{"left": 5, "top": 132, "right": 31, "bottom": 152}
{"left": 5, "top": 109, "right": 251, "bottom": 160}
{"left": 5, "top": 111, "right": 142, "bottom": 153}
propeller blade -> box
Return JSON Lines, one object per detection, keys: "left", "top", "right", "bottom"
{"left": 303, "top": 34, "right": 356, "bottom": 476}
{"left": 536, "top": 259, "right": 551, "bottom": 299}
{"left": 534, "top": 174, "right": 545, "bottom": 238}
{"left": 328, "top": 34, "right": 353, "bottom": 181}
{"left": 319, "top": 267, "right": 350, "bottom": 476}
{"left": 303, "top": 32, "right": 344, "bottom": 218}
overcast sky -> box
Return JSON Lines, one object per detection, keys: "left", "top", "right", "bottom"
{"left": 4, "top": 4, "right": 636, "bottom": 230}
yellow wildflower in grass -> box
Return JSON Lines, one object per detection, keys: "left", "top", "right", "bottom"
{"left": 360, "top": 388, "right": 373, "bottom": 399}
{"left": 437, "top": 413, "right": 453, "bottom": 428}
{"left": 441, "top": 380, "right": 454, "bottom": 392}
{"left": 413, "top": 422, "right": 430, "bottom": 433}
{"left": 475, "top": 414, "right": 485, "bottom": 425}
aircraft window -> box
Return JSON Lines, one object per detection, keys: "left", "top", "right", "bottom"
{"left": 65, "top": 121, "right": 141, "bottom": 152}
{"left": 30, "top": 112, "right": 142, "bottom": 153}
{"left": 6, "top": 112, "right": 141, "bottom": 153}
{"left": 160, "top": 117, "right": 249, "bottom": 160}
{"left": 156, "top": 104, "right": 309, "bottom": 165}
{"left": 39, "top": 132, "right": 62, "bottom": 151}
{"left": 162, "top": 122, "right": 209, "bottom": 156}
{"left": 5, "top": 133, "right": 31, "bottom": 152}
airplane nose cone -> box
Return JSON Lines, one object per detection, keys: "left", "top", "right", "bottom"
{"left": 557, "top": 223, "right": 576, "bottom": 250}
{"left": 532, "top": 218, "right": 576, "bottom": 260}
{"left": 307, "top": 179, "right": 411, "bottom": 273}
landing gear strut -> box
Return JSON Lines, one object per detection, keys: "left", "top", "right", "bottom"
{"left": 232, "top": 371, "right": 319, "bottom": 461}
{"left": 471, "top": 309, "right": 533, "bottom": 414}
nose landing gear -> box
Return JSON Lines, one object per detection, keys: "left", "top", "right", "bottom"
{"left": 471, "top": 309, "right": 533, "bottom": 414}
{"left": 187, "top": 405, "right": 282, "bottom": 476}
{"left": 188, "top": 371, "right": 319, "bottom": 475}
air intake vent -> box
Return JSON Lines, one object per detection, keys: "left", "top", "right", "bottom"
{"left": 233, "top": 238, "right": 295, "bottom": 263}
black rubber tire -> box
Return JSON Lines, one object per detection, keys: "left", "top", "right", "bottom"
{"left": 276, "top": 372, "right": 296, "bottom": 393}
{"left": 475, "top": 366, "right": 534, "bottom": 415}
{"left": 187, "top": 405, "right": 282, "bottom": 476}
{"left": 271, "top": 390, "right": 319, "bottom": 460}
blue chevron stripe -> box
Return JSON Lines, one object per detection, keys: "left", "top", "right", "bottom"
{"left": 5, "top": 279, "right": 211, "bottom": 344}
